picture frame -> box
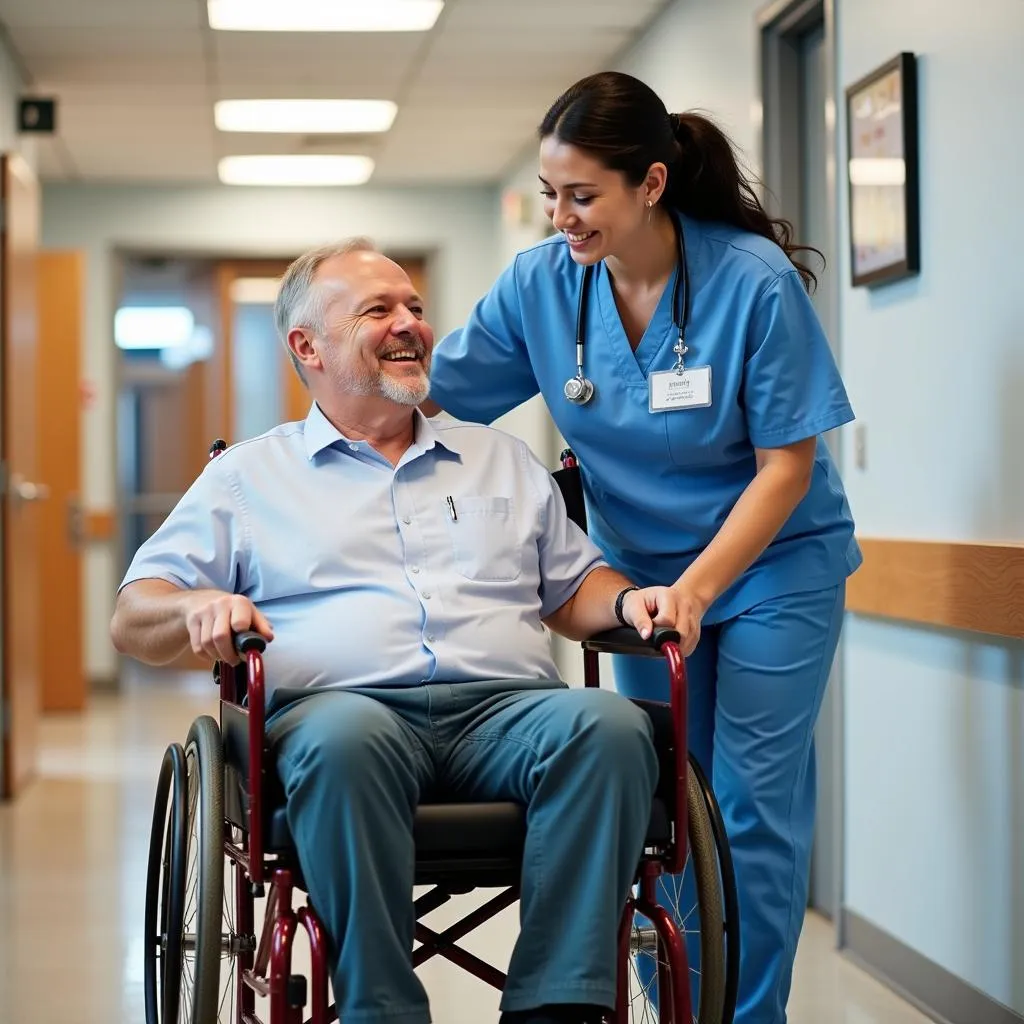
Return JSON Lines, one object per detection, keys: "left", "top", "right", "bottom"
{"left": 845, "top": 52, "right": 920, "bottom": 287}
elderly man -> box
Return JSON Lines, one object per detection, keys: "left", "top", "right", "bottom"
{"left": 111, "top": 240, "right": 678, "bottom": 1024}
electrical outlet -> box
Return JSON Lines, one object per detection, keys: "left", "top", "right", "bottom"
{"left": 854, "top": 425, "right": 867, "bottom": 470}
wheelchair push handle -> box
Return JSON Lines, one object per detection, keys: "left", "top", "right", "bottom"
{"left": 581, "top": 625, "right": 681, "bottom": 658}
{"left": 233, "top": 630, "right": 267, "bottom": 655}
{"left": 649, "top": 626, "right": 681, "bottom": 649}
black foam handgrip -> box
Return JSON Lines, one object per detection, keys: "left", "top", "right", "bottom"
{"left": 582, "top": 626, "right": 682, "bottom": 657}
{"left": 233, "top": 630, "right": 267, "bottom": 655}
{"left": 650, "top": 627, "right": 681, "bottom": 649}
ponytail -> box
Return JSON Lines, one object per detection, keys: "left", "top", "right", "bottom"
{"left": 668, "top": 112, "right": 822, "bottom": 291}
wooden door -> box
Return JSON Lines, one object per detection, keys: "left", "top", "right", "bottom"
{"left": 1, "top": 154, "right": 41, "bottom": 798}
{"left": 215, "top": 260, "right": 295, "bottom": 429}
{"left": 37, "top": 251, "right": 84, "bottom": 712}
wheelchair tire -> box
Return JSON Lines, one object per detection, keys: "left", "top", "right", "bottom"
{"left": 144, "top": 742, "right": 188, "bottom": 1024}
{"left": 688, "top": 756, "right": 740, "bottom": 1024}
{"left": 628, "top": 756, "right": 727, "bottom": 1024}
{"left": 179, "top": 715, "right": 226, "bottom": 1023}
{"left": 685, "top": 754, "right": 726, "bottom": 1024}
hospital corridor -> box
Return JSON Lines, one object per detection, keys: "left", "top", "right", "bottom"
{"left": 0, "top": 1, "right": 1022, "bottom": 1024}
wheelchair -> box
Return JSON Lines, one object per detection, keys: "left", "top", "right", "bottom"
{"left": 143, "top": 445, "right": 740, "bottom": 1024}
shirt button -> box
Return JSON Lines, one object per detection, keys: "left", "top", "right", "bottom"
{"left": 422, "top": 591, "right": 432, "bottom": 600}
{"left": 410, "top": 565, "right": 420, "bottom": 574}
{"left": 426, "top": 633, "right": 436, "bottom": 643}
{"left": 402, "top": 515, "right": 412, "bottom": 524}
{"left": 348, "top": 443, "right": 358, "bottom": 451}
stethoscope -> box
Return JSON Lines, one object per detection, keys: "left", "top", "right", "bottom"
{"left": 563, "top": 211, "right": 691, "bottom": 405}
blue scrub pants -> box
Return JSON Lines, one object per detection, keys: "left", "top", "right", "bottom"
{"left": 266, "top": 679, "right": 658, "bottom": 1024}
{"left": 614, "top": 584, "right": 845, "bottom": 1024}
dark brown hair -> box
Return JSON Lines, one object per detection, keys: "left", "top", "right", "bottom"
{"left": 539, "top": 71, "right": 821, "bottom": 290}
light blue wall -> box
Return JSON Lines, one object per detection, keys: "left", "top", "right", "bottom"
{"left": 837, "top": 0, "right": 1024, "bottom": 1009}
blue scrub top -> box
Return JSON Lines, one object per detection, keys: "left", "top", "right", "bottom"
{"left": 428, "top": 212, "right": 861, "bottom": 623}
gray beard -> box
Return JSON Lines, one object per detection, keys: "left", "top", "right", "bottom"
{"left": 378, "top": 371, "right": 430, "bottom": 406}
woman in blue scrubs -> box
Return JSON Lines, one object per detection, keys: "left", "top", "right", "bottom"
{"left": 426, "top": 71, "right": 860, "bottom": 1024}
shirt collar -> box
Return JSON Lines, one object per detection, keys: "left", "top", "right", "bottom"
{"left": 302, "top": 401, "right": 462, "bottom": 461}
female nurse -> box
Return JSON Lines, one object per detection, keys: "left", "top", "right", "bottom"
{"left": 425, "top": 71, "right": 861, "bottom": 1024}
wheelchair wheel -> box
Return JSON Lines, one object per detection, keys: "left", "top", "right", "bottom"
{"left": 627, "top": 755, "right": 734, "bottom": 1023}
{"left": 145, "top": 742, "right": 188, "bottom": 1024}
{"left": 181, "top": 715, "right": 227, "bottom": 1021}
{"left": 688, "top": 756, "right": 740, "bottom": 1024}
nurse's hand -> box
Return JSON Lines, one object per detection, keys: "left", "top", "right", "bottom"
{"left": 623, "top": 586, "right": 703, "bottom": 656}
{"left": 620, "top": 586, "right": 686, "bottom": 648}
{"left": 666, "top": 585, "right": 705, "bottom": 656}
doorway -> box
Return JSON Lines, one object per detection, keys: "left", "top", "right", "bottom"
{"left": 0, "top": 154, "right": 42, "bottom": 799}
{"left": 758, "top": 0, "right": 843, "bottom": 926}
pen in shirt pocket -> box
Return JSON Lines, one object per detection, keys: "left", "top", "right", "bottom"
{"left": 446, "top": 495, "right": 458, "bottom": 522}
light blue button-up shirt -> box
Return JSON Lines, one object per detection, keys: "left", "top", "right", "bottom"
{"left": 120, "top": 404, "right": 606, "bottom": 697}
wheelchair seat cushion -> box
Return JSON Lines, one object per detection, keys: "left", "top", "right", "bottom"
{"left": 221, "top": 700, "right": 672, "bottom": 886}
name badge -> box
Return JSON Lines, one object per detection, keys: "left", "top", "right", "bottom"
{"left": 649, "top": 366, "right": 712, "bottom": 411}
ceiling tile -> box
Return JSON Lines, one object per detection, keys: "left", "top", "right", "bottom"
{"left": 0, "top": 0, "right": 669, "bottom": 184}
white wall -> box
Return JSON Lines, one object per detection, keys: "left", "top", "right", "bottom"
{"left": 0, "top": 59, "right": 32, "bottom": 160}
{"left": 837, "top": 0, "right": 1024, "bottom": 1010}
{"left": 41, "top": 182, "right": 501, "bottom": 680}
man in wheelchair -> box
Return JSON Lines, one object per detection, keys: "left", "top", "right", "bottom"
{"left": 111, "top": 240, "right": 682, "bottom": 1024}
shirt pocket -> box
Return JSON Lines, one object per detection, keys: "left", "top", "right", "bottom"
{"left": 444, "top": 496, "right": 522, "bottom": 582}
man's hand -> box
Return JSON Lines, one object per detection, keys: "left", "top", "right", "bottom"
{"left": 182, "top": 592, "right": 274, "bottom": 666}
{"left": 621, "top": 585, "right": 704, "bottom": 656}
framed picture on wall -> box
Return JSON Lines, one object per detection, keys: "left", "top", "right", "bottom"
{"left": 845, "top": 51, "right": 920, "bottom": 287}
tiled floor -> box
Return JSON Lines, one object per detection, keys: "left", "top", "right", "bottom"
{"left": 0, "top": 667, "right": 934, "bottom": 1024}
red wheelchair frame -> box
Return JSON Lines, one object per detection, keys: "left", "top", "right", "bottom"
{"left": 216, "top": 625, "right": 692, "bottom": 1024}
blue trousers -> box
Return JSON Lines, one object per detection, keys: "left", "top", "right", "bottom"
{"left": 614, "top": 584, "right": 845, "bottom": 1024}
{"left": 266, "top": 679, "right": 659, "bottom": 1024}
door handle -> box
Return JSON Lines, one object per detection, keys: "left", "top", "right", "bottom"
{"left": 8, "top": 473, "right": 49, "bottom": 504}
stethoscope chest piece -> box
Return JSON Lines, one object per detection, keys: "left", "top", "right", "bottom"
{"left": 563, "top": 372, "right": 594, "bottom": 405}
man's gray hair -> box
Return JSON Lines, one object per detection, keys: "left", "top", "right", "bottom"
{"left": 274, "top": 237, "right": 377, "bottom": 382}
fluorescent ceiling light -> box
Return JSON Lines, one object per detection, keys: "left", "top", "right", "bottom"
{"left": 218, "top": 155, "right": 374, "bottom": 186}
{"left": 215, "top": 99, "right": 397, "bottom": 135}
{"left": 231, "top": 277, "right": 282, "bottom": 304}
{"left": 115, "top": 306, "right": 195, "bottom": 350}
{"left": 208, "top": 0, "right": 443, "bottom": 32}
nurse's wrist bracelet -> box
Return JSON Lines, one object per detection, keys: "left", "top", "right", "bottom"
{"left": 614, "top": 585, "right": 640, "bottom": 627}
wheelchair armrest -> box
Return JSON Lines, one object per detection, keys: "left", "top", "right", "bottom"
{"left": 581, "top": 626, "right": 681, "bottom": 657}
